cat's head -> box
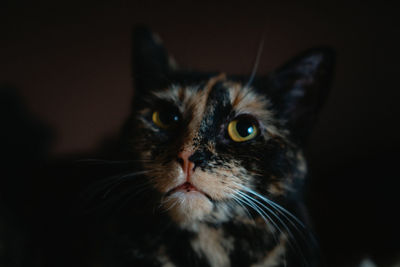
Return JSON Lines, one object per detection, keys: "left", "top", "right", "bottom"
{"left": 126, "top": 27, "right": 334, "bottom": 229}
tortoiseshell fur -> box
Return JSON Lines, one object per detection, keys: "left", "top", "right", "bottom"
{"left": 95, "top": 28, "right": 335, "bottom": 267}
{"left": 0, "top": 27, "right": 334, "bottom": 267}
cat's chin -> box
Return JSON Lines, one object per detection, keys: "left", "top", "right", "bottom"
{"left": 163, "top": 190, "right": 213, "bottom": 229}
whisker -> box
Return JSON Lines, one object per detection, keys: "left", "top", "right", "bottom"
{"left": 244, "top": 37, "right": 265, "bottom": 89}
{"left": 77, "top": 158, "right": 153, "bottom": 165}
{"left": 232, "top": 183, "right": 312, "bottom": 266}
{"left": 159, "top": 196, "right": 180, "bottom": 213}
{"left": 248, "top": 189, "right": 306, "bottom": 228}
{"left": 241, "top": 186, "right": 310, "bottom": 240}
{"left": 84, "top": 179, "right": 153, "bottom": 215}
{"left": 114, "top": 183, "right": 154, "bottom": 213}
{"left": 265, "top": 200, "right": 320, "bottom": 251}
{"left": 265, "top": 200, "right": 318, "bottom": 250}
{"left": 236, "top": 190, "right": 309, "bottom": 266}
{"left": 231, "top": 194, "right": 254, "bottom": 222}
{"left": 83, "top": 170, "right": 150, "bottom": 203}
{"left": 234, "top": 192, "right": 278, "bottom": 231}
{"left": 234, "top": 182, "right": 306, "bottom": 228}
{"left": 236, "top": 191, "right": 284, "bottom": 236}
{"left": 233, "top": 192, "right": 282, "bottom": 251}
{"left": 101, "top": 171, "right": 150, "bottom": 198}
{"left": 242, "top": 185, "right": 319, "bottom": 249}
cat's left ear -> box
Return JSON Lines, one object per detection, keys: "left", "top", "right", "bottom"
{"left": 132, "top": 26, "right": 178, "bottom": 94}
{"left": 265, "top": 47, "right": 335, "bottom": 144}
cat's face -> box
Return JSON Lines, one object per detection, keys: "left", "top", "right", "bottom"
{"left": 132, "top": 74, "right": 295, "bottom": 227}
{"left": 128, "top": 27, "right": 334, "bottom": 229}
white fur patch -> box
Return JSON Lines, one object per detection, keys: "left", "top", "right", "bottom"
{"left": 163, "top": 191, "right": 213, "bottom": 229}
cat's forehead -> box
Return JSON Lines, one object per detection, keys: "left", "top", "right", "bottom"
{"left": 151, "top": 74, "right": 274, "bottom": 123}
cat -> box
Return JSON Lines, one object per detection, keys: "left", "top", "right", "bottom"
{"left": 86, "top": 27, "right": 335, "bottom": 267}
{"left": 0, "top": 27, "right": 335, "bottom": 267}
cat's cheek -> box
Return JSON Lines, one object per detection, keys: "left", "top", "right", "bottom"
{"left": 192, "top": 172, "right": 236, "bottom": 200}
{"left": 163, "top": 192, "right": 213, "bottom": 227}
{"left": 144, "top": 162, "right": 185, "bottom": 194}
{"left": 191, "top": 167, "right": 250, "bottom": 201}
{"left": 158, "top": 174, "right": 183, "bottom": 194}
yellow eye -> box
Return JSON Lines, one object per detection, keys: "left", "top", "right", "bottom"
{"left": 152, "top": 110, "right": 180, "bottom": 129}
{"left": 227, "top": 117, "right": 258, "bottom": 142}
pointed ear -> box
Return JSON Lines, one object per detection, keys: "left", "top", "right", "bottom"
{"left": 267, "top": 47, "right": 335, "bottom": 144}
{"left": 132, "top": 26, "right": 178, "bottom": 94}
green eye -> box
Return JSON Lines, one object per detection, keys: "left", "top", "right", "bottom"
{"left": 227, "top": 117, "right": 258, "bottom": 142}
{"left": 152, "top": 110, "right": 180, "bottom": 129}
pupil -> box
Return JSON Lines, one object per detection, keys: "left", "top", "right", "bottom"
{"left": 160, "top": 112, "right": 179, "bottom": 124}
{"left": 236, "top": 120, "right": 253, "bottom": 137}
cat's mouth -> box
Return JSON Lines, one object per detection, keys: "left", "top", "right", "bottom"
{"left": 166, "top": 182, "right": 212, "bottom": 200}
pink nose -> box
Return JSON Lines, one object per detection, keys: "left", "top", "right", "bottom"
{"left": 177, "top": 150, "right": 195, "bottom": 182}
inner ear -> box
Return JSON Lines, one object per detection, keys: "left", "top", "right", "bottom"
{"left": 265, "top": 47, "right": 335, "bottom": 144}
{"left": 132, "top": 27, "right": 179, "bottom": 94}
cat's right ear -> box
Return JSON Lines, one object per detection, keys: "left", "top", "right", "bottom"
{"left": 132, "top": 27, "right": 178, "bottom": 94}
{"left": 263, "top": 47, "right": 335, "bottom": 144}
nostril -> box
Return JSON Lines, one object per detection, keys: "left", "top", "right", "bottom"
{"left": 188, "top": 152, "right": 205, "bottom": 168}
{"left": 177, "top": 156, "right": 196, "bottom": 171}
{"left": 190, "top": 160, "right": 201, "bottom": 171}
{"left": 176, "top": 157, "right": 184, "bottom": 167}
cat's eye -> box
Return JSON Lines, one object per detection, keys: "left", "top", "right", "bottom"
{"left": 227, "top": 116, "right": 258, "bottom": 142}
{"left": 152, "top": 110, "right": 180, "bottom": 129}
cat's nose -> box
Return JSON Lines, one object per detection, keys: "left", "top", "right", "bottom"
{"left": 177, "top": 151, "right": 195, "bottom": 181}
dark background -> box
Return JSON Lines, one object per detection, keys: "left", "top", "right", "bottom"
{"left": 1, "top": 1, "right": 400, "bottom": 266}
